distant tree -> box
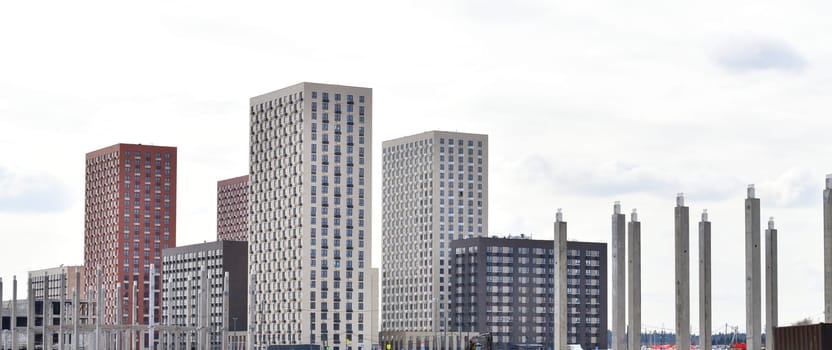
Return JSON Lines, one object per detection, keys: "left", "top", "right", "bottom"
{"left": 793, "top": 317, "right": 814, "bottom": 326}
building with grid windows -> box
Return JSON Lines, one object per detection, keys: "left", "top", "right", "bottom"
{"left": 161, "top": 240, "right": 248, "bottom": 349}
{"left": 217, "top": 175, "right": 249, "bottom": 241}
{"left": 248, "top": 83, "right": 374, "bottom": 349}
{"left": 449, "top": 236, "right": 607, "bottom": 350}
{"left": 28, "top": 265, "right": 86, "bottom": 300}
{"left": 381, "top": 131, "right": 488, "bottom": 350}
{"left": 84, "top": 143, "right": 177, "bottom": 333}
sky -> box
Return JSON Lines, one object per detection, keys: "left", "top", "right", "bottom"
{"left": 1, "top": 0, "right": 831, "bottom": 335}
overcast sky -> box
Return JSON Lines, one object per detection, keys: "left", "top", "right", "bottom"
{"left": 2, "top": 0, "right": 831, "bottom": 335}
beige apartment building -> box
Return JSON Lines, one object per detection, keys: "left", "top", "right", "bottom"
{"left": 248, "top": 82, "right": 376, "bottom": 349}
{"left": 381, "top": 131, "right": 488, "bottom": 350}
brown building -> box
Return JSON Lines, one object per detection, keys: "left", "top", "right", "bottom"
{"left": 28, "top": 265, "right": 86, "bottom": 300}
{"left": 217, "top": 175, "right": 248, "bottom": 241}
{"left": 84, "top": 143, "right": 177, "bottom": 329}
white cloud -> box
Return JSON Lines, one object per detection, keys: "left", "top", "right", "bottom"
{"left": 0, "top": 166, "right": 73, "bottom": 213}
{"left": 714, "top": 38, "right": 807, "bottom": 73}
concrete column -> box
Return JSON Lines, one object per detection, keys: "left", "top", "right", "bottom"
{"left": 200, "top": 265, "right": 208, "bottom": 349}
{"left": 44, "top": 272, "right": 51, "bottom": 350}
{"left": 0, "top": 278, "right": 3, "bottom": 350}
{"left": 675, "top": 193, "right": 690, "bottom": 350}
{"left": 73, "top": 270, "right": 80, "bottom": 350}
{"left": 553, "top": 209, "right": 568, "bottom": 350}
{"left": 824, "top": 174, "right": 832, "bottom": 323}
{"left": 248, "top": 271, "right": 255, "bottom": 350}
{"left": 28, "top": 275, "right": 35, "bottom": 349}
{"left": 167, "top": 276, "right": 173, "bottom": 350}
{"left": 11, "top": 276, "right": 16, "bottom": 350}
{"left": 132, "top": 281, "right": 138, "bottom": 350}
{"left": 765, "top": 218, "right": 778, "bottom": 350}
{"left": 222, "top": 272, "right": 230, "bottom": 350}
{"left": 627, "top": 209, "right": 641, "bottom": 350}
{"left": 611, "top": 202, "right": 626, "bottom": 350}
{"left": 60, "top": 272, "right": 66, "bottom": 350}
{"left": 72, "top": 287, "right": 79, "bottom": 350}
{"left": 186, "top": 273, "right": 192, "bottom": 350}
{"left": 745, "top": 185, "right": 762, "bottom": 350}
{"left": 198, "top": 267, "right": 204, "bottom": 349}
{"left": 150, "top": 264, "right": 157, "bottom": 350}
{"left": 699, "top": 210, "right": 712, "bottom": 350}
{"left": 96, "top": 268, "right": 103, "bottom": 350}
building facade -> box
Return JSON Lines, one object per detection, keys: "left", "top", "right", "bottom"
{"left": 28, "top": 265, "right": 86, "bottom": 300}
{"left": 162, "top": 240, "right": 249, "bottom": 349}
{"left": 381, "top": 131, "right": 488, "bottom": 350}
{"left": 248, "top": 83, "right": 373, "bottom": 349}
{"left": 84, "top": 143, "right": 177, "bottom": 329}
{"left": 449, "top": 236, "right": 608, "bottom": 350}
{"left": 218, "top": 175, "right": 249, "bottom": 241}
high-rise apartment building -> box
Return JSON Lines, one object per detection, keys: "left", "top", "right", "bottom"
{"left": 161, "top": 240, "right": 249, "bottom": 349}
{"left": 381, "top": 131, "right": 488, "bottom": 350}
{"left": 84, "top": 143, "right": 177, "bottom": 329}
{"left": 218, "top": 175, "right": 249, "bottom": 241}
{"left": 248, "top": 83, "right": 372, "bottom": 349}
{"left": 450, "top": 236, "right": 608, "bottom": 350}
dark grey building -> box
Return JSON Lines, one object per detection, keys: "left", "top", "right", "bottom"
{"left": 450, "top": 236, "right": 607, "bottom": 350}
{"left": 161, "top": 240, "right": 248, "bottom": 349}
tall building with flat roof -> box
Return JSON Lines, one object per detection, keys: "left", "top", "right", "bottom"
{"left": 162, "top": 240, "right": 249, "bottom": 349}
{"left": 450, "top": 236, "right": 608, "bottom": 350}
{"left": 249, "top": 83, "right": 373, "bottom": 349}
{"left": 381, "top": 131, "right": 488, "bottom": 350}
{"left": 218, "top": 175, "right": 249, "bottom": 241}
{"left": 84, "top": 143, "right": 177, "bottom": 329}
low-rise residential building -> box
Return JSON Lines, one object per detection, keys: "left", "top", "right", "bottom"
{"left": 450, "top": 235, "right": 608, "bottom": 350}
{"left": 161, "top": 240, "right": 248, "bottom": 349}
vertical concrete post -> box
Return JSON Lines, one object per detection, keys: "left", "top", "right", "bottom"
{"left": 200, "top": 265, "right": 208, "bottom": 349}
{"left": 765, "top": 218, "right": 778, "bottom": 350}
{"left": 198, "top": 278, "right": 203, "bottom": 350}
{"left": 44, "top": 272, "right": 50, "bottom": 350}
{"left": 0, "top": 278, "right": 3, "bottom": 349}
{"left": 627, "top": 209, "right": 641, "bottom": 350}
{"left": 132, "top": 281, "right": 137, "bottom": 350}
{"left": 28, "top": 275, "right": 35, "bottom": 349}
{"left": 186, "top": 272, "right": 192, "bottom": 350}
{"left": 824, "top": 174, "right": 832, "bottom": 322}
{"left": 60, "top": 272, "right": 66, "bottom": 350}
{"left": 73, "top": 270, "right": 80, "bottom": 350}
{"left": 164, "top": 276, "right": 172, "bottom": 350}
{"left": 198, "top": 267, "right": 204, "bottom": 349}
{"left": 222, "top": 272, "right": 230, "bottom": 350}
{"left": 96, "top": 268, "right": 103, "bottom": 350}
{"left": 611, "top": 202, "right": 626, "bottom": 350}
{"left": 699, "top": 210, "right": 712, "bottom": 350}
{"left": 248, "top": 271, "right": 255, "bottom": 350}
{"left": 745, "top": 185, "right": 762, "bottom": 350}
{"left": 72, "top": 287, "right": 79, "bottom": 350}
{"left": 11, "top": 276, "right": 16, "bottom": 350}
{"left": 675, "top": 193, "right": 690, "bottom": 350}
{"left": 553, "top": 209, "right": 568, "bottom": 350}
{"left": 150, "top": 264, "right": 157, "bottom": 350}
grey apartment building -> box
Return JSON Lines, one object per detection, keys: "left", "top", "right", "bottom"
{"left": 381, "top": 131, "right": 488, "bottom": 350}
{"left": 161, "top": 240, "right": 248, "bottom": 349}
{"left": 450, "top": 236, "right": 607, "bottom": 350}
{"left": 249, "top": 83, "right": 375, "bottom": 349}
